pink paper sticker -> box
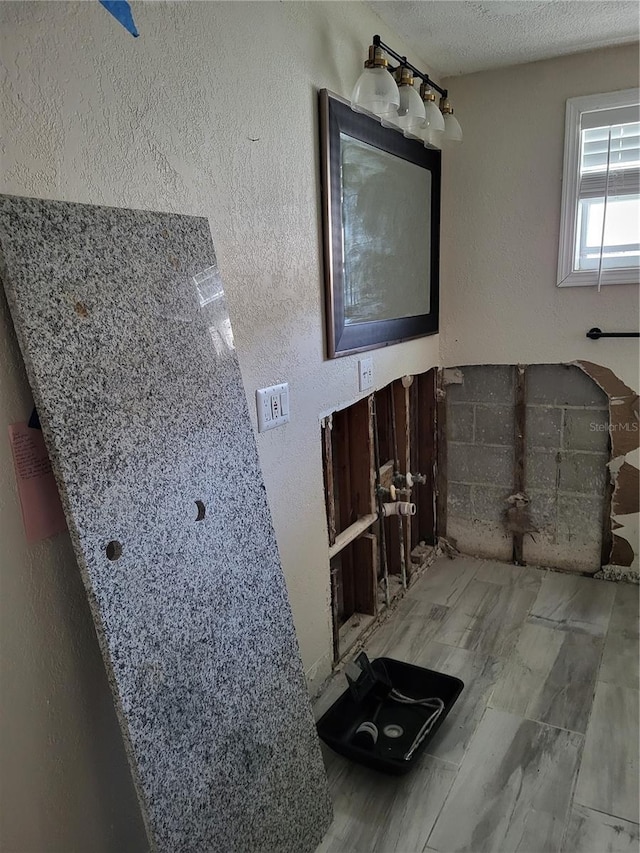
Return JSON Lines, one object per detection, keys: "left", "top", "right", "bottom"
{"left": 8, "top": 422, "right": 68, "bottom": 542}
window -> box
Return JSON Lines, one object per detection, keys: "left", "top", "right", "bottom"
{"left": 558, "top": 89, "right": 640, "bottom": 287}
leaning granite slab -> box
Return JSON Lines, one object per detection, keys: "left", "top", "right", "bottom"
{"left": 0, "top": 195, "right": 332, "bottom": 853}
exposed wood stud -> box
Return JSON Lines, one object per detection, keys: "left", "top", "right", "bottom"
{"left": 334, "top": 409, "right": 355, "bottom": 618}
{"left": 513, "top": 365, "right": 527, "bottom": 566}
{"left": 379, "top": 460, "right": 395, "bottom": 489}
{"left": 393, "top": 380, "right": 412, "bottom": 587}
{"left": 329, "top": 560, "right": 340, "bottom": 663}
{"left": 353, "top": 533, "right": 378, "bottom": 616}
{"left": 347, "top": 397, "right": 375, "bottom": 520}
{"left": 372, "top": 392, "right": 391, "bottom": 607}
{"left": 416, "top": 368, "right": 437, "bottom": 545}
{"left": 328, "top": 513, "right": 378, "bottom": 559}
{"left": 435, "top": 369, "right": 448, "bottom": 539}
{"left": 321, "top": 416, "right": 336, "bottom": 546}
{"left": 323, "top": 370, "right": 439, "bottom": 661}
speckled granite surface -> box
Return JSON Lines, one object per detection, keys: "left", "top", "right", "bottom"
{"left": 0, "top": 195, "right": 332, "bottom": 853}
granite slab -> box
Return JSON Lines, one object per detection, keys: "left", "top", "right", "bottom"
{"left": 0, "top": 195, "right": 332, "bottom": 853}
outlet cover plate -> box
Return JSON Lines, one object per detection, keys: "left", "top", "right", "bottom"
{"left": 256, "top": 383, "right": 290, "bottom": 432}
{"left": 358, "top": 357, "right": 373, "bottom": 392}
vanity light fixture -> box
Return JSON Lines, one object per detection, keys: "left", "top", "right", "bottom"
{"left": 351, "top": 35, "right": 463, "bottom": 145}
{"left": 388, "top": 67, "right": 426, "bottom": 137}
{"left": 439, "top": 97, "right": 463, "bottom": 144}
{"left": 420, "top": 83, "right": 445, "bottom": 147}
{"left": 351, "top": 45, "right": 400, "bottom": 119}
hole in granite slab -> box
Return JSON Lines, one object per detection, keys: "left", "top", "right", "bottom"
{"left": 106, "top": 540, "right": 123, "bottom": 561}
{"left": 195, "top": 500, "right": 206, "bottom": 521}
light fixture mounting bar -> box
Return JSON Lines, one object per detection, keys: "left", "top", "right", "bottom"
{"left": 372, "top": 34, "right": 447, "bottom": 98}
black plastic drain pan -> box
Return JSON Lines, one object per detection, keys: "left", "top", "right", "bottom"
{"left": 316, "top": 656, "right": 463, "bottom": 775}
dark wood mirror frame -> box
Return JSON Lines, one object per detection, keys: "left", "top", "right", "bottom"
{"left": 319, "top": 89, "right": 441, "bottom": 359}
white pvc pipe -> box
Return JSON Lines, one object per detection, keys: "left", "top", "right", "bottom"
{"left": 381, "top": 501, "right": 416, "bottom": 517}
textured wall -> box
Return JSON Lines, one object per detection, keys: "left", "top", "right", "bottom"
{"left": 440, "top": 43, "right": 640, "bottom": 394}
{"left": 0, "top": 291, "right": 148, "bottom": 851}
{"left": 0, "top": 3, "right": 439, "bottom": 850}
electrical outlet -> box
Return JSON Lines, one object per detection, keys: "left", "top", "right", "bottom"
{"left": 256, "top": 383, "right": 290, "bottom": 432}
{"left": 358, "top": 357, "right": 374, "bottom": 392}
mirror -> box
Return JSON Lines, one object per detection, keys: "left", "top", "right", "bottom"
{"left": 319, "top": 90, "right": 440, "bottom": 358}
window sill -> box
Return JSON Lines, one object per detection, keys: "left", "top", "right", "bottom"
{"left": 557, "top": 268, "right": 640, "bottom": 288}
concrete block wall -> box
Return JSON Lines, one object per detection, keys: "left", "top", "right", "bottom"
{"left": 446, "top": 366, "right": 515, "bottom": 560}
{"left": 445, "top": 364, "right": 610, "bottom": 571}
{"left": 523, "top": 364, "right": 609, "bottom": 570}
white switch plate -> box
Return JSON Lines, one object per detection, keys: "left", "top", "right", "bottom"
{"left": 256, "top": 383, "right": 290, "bottom": 432}
{"left": 358, "top": 357, "right": 374, "bottom": 392}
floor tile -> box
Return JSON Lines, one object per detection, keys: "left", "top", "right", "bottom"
{"left": 529, "top": 572, "right": 616, "bottom": 637}
{"left": 434, "top": 580, "right": 537, "bottom": 657}
{"left": 575, "top": 680, "right": 639, "bottom": 824}
{"left": 475, "top": 560, "right": 545, "bottom": 592}
{"left": 417, "top": 642, "right": 502, "bottom": 766}
{"left": 316, "top": 747, "right": 456, "bottom": 853}
{"left": 428, "top": 709, "right": 583, "bottom": 853}
{"left": 599, "top": 583, "right": 640, "bottom": 690}
{"left": 408, "top": 556, "right": 480, "bottom": 609}
{"left": 364, "top": 605, "right": 450, "bottom": 663}
{"left": 561, "top": 804, "right": 640, "bottom": 853}
{"left": 314, "top": 558, "right": 639, "bottom": 853}
{"left": 489, "top": 621, "right": 602, "bottom": 733}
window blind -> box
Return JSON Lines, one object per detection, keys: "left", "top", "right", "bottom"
{"left": 576, "top": 104, "right": 640, "bottom": 284}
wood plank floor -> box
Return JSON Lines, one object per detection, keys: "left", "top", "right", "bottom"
{"left": 314, "top": 557, "right": 639, "bottom": 853}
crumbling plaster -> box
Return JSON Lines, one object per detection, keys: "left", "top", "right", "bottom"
{"left": 576, "top": 361, "right": 640, "bottom": 575}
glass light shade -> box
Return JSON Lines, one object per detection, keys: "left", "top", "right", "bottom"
{"left": 351, "top": 66, "right": 400, "bottom": 118}
{"left": 424, "top": 127, "right": 444, "bottom": 149}
{"left": 443, "top": 112, "right": 463, "bottom": 143}
{"left": 423, "top": 99, "right": 445, "bottom": 134}
{"left": 397, "top": 84, "right": 426, "bottom": 137}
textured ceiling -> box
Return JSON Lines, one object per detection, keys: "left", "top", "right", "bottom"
{"left": 365, "top": 1, "right": 640, "bottom": 77}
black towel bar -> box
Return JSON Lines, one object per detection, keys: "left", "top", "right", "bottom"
{"left": 586, "top": 327, "right": 640, "bottom": 340}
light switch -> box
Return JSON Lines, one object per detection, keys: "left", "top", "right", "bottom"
{"left": 256, "top": 383, "right": 290, "bottom": 432}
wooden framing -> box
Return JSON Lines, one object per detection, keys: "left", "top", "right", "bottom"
{"left": 328, "top": 514, "right": 377, "bottom": 559}
{"left": 435, "top": 369, "right": 447, "bottom": 539}
{"left": 353, "top": 533, "right": 378, "bottom": 616}
{"left": 411, "top": 369, "right": 437, "bottom": 546}
{"left": 321, "top": 416, "right": 336, "bottom": 546}
{"left": 321, "top": 372, "right": 439, "bottom": 662}
{"left": 512, "top": 366, "right": 527, "bottom": 565}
